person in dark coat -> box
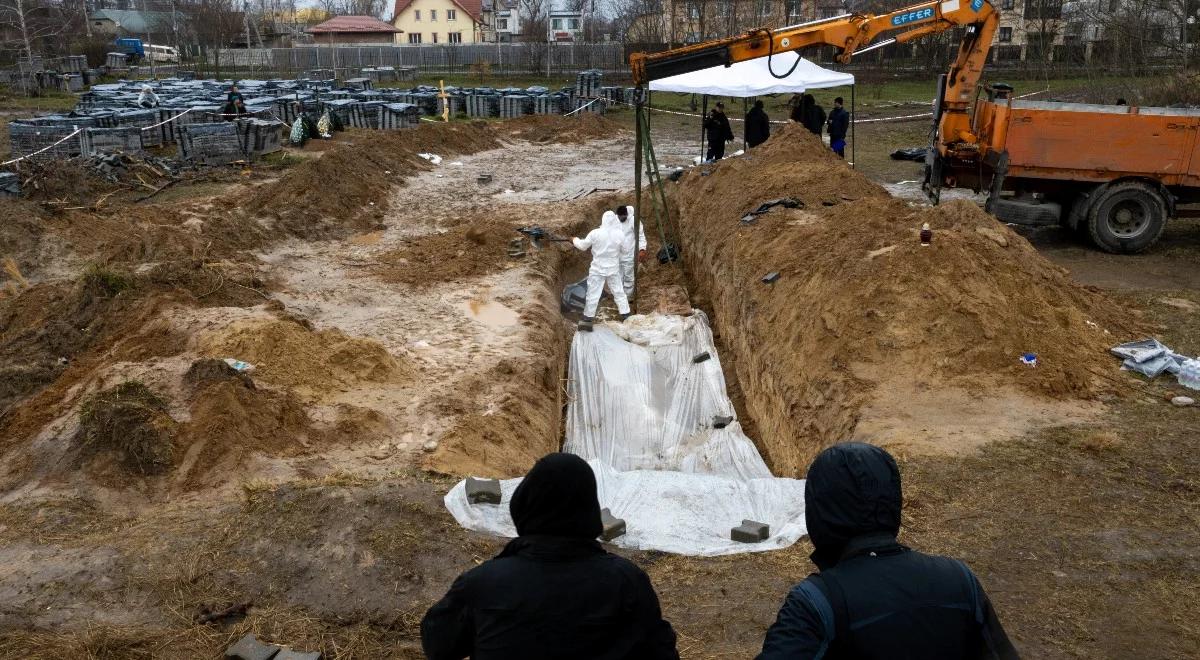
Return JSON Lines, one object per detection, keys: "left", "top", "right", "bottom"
{"left": 757, "top": 443, "right": 1019, "bottom": 660}
{"left": 704, "top": 102, "right": 735, "bottom": 161}
{"left": 827, "top": 96, "right": 850, "bottom": 158}
{"left": 745, "top": 99, "right": 770, "bottom": 148}
{"left": 421, "top": 453, "right": 679, "bottom": 660}
{"left": 800, "top": 93, "right": 826, "bottom": 137}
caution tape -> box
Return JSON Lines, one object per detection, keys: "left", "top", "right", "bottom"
{"left": 564, "top": 97, "right": 602, "bottom": 116}
{"left": 139, "top": 107, "right": 192, "bottom": 131}
{"left": 1, "top": 128, "right": 84, "bottom": 166}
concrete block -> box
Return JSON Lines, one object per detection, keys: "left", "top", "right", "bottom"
{"left": 577, "top": 320, "right": 594, "bottom": 332}
{"left": 762, "top": 271, "right": 781, "bottom": 284}
{"left": 225, "top": 633, "right": 282, "bottom": 660}
{"left": 713, "top": 415, "right": 734, "bottom": 429}
{"left": 692, "top": 352, "right": 711, "bottom": 364}
{"left": 731, "top": 519, "right": 769, "bottom": 543}
{"left": 465, "top": 477, "right": 501, "bottom": 505}
{"left": 600, "top": 507, "right": 626, "bottom": 541}
{"left": 275, "top": 649, "right": 321, "bottom": 660}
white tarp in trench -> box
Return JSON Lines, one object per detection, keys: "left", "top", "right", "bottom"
{"left": 445, "top": 312, "right": 807, "bottom": 556}
{"left": 648, "top": 55, "right": 854, "bottom": 97}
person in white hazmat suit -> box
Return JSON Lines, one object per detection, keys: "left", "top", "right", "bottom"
{"left": 572, "top": 210, "right": 632, "bottom": 325}
{"left": 615, "top": 205, "right": 647, "bottom": 298}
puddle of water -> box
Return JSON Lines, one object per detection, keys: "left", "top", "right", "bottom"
{"left": 461, "top": 299, "right": 520, "bottom": 327}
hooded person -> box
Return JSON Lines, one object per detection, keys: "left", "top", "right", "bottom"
{"left": 137, "top": 84, "right": 159, "bottom": 109}
{"left": 745, "top": 99, "right": 770, "bottom": 148}
{"left": 421, "top": 453, "right": 680, "bottom": 660}
{"left": 757, "top": 443, "right": 1019, "bottom": 660}
{"left": 572, "top": 210, "right": 632, "bottom": 325}
{"left": 614, "top": 205, "right": 647, "bottom": 299}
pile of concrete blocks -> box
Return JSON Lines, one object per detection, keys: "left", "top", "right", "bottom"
{"left": 111, "top": 108, "right": 163, "bottom": 147}
{"left": 8, "top": 119, "right": 90, "bottom": 161}
{"left": 533, "top": 93, "right": 571, "bottom": 115}
{"left": 500, "top": 94, "right": 532, "bottom": 118}
{"left": 573, "top": 96, "right": 606, "bottom": 115}
{"left": 465, "top": 93, "right": 500, "bottom": 118}
{"left": 237, "top": 118, "right": 285, "bottom": 156}
{"left": 81, "top": 126, "right": 144, "bottom": 155}
{"left": 105, "top": 52, "right": 129, "bottom": 69}
{"left": 343, "top": 77, "right": 373, "bottom": 91}
{"left": 179, "top": 122, "right": 244, "bottom": 165}
{"left": 380, "top": 103, "right": 421, "bottom": 129}
{"left": 345, "top": 101, "right": 383, "bottom": 129}
{"left": 576, "top": 69, "right": 602, "bottom": 98}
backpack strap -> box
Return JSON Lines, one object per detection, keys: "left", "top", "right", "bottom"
{"left": 795, "top": 578, "right": 836, "bottom": 659}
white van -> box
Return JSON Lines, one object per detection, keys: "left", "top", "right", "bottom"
{"left": 144, "top": 44, "right": 180, "bottom": 63}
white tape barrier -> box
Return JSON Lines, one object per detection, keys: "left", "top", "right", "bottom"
{"left": 139, "top": 107, "right": 192, "bottom": 131}
{"left": 1, "top": 127, "right": 83, "bottom": 166}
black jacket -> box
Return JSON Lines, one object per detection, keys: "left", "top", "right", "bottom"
{"left": 421, "top": 454, "right": 679, "bottom": 660}
{"left": 745, "top": 106, "right": 770, "bottom": 147}
{"left": 827, "top": 106, "right": 849, "bottom": 141}
{"left": 803, "top": 103, "right": 826, "bottom": 137}
{"left": 705, "top": 111, "right": 734, "bottom": 145}
{"left": 758, "top": 443, "right": 1019, "bottom": 660}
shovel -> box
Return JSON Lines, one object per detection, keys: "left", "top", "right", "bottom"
{"left": 517, "top": 226, "right": 571, "bottom": 249}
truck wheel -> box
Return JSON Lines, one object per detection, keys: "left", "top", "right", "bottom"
{"left": 1087, "top": 181, "right": 1168, "bottom": 254}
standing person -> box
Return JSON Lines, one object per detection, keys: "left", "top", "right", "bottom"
{"left": 572, "top": 210, "right": 632, "bottom": 326}
{"left": 421, "top": 453, "right": 680, "bottom": 660}
{"left": 704, "top": 102, "right": 734, "bottom": 162}
{"left": 801, "top": 93, "right": 826, "bottom": 137}
{"left": 757, "top": 443, "right": 1019, "bottom": 660}
{"left": 827, "top": 96, "right": 850, "bottom": 158}
{"left": 789, "top": 94, "right": 805, "bottom": 123}
{"left": 745, "top": 99, "right": 771, "bottom": 148}
{"left": 614, "top": 205, "right": 647, "bottom": 299}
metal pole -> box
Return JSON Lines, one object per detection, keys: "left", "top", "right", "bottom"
{"left": 700, "top": 94, "right": 708, "bottom": 162}
{"left": 851, "top": 84, "right": 856, "bottom": 168}
{"left": 633, "top": 89, "right": 644, "bottom": 312}
{"left": 742, "top": 96, "right": 748, "bottom": 151}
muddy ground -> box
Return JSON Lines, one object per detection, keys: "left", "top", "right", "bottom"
{"left": 0, "top": 111, "right": 1198, "bottom": 660}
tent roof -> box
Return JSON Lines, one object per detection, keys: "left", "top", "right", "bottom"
{"left": 648, "top": 55, "right": 853, "bottom": 96}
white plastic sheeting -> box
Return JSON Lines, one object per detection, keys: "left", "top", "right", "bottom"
{"left": 648, "top": 56, "right": 854, "bottom": 96}
{"left": 444, "top": 312, "right": 808, "bottom": 556}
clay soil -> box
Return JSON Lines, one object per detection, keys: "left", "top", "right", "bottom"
{"left": 1, "top": 110, "right": 1198, "bottom": 659}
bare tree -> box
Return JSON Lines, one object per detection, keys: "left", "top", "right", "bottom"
{"left": 0, "top": 0, "right": 74, "bottom": 62}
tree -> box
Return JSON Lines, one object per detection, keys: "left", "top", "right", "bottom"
{"left": 0, "top": 0, "right": 77, "bottom": 63}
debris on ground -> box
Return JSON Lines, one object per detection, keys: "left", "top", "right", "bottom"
{"left": 74, "top": 380, "right": 176, "bottom": 475}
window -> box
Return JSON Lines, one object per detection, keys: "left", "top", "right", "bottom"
{"left": 414, "top": 9, "right": 420, "bottom": 20}
{"left": 1024, "top": 0, "right": 1062, "bottom": 20}
{"left": 408, "top": 32, "right": 422, "bottom": 43}
{"left": 552, "top": 18, "right": 563, "bottom": 29}
{"left": 431, "top": 9, "right": 437, "bottom": 20}
{"left": 497, "top": 17, "right": 509, "bottom": 29}
{"left": 786, "top": 0, "right": 800, "bottom": 18}
{"left": 448, "top": 8, "right": 456, "bottom": 20}
{"left": 998, "top": 26, "right": 1013, "bottom": 42}
{"left": 449, "top": 31, "right": 462, "bottom": 42}
{"left": 717, "top": 1, "right": 732, "bottom": 17}
{"left": 432, "top": 32, "right": 439, "bottom": 42}
{"left": 567, "top": 18, "right": 580, "bottom": 29}
{"left": 686, "top": 1, "right": 699, "bottom": 19}
{"left": 1001, "top": 0, "right": 1013, "bottom": 9}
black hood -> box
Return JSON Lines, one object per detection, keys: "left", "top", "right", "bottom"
{"left": 805, "top": 442, "right": 902, "bottom": 569}
{"left": 509, "top": 453, "right": 603, "bottom": 539}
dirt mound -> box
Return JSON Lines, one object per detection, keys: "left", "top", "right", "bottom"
{"left": 197, "top": 319, "right": 412, "bottom": 398}
{"left": 74, "top": 381, "right": 175, "bottom": 476}
{"left": 376, "top": 217, "right": 520, "bottom": 286}
{"left": 184, "top": 358, "right": 255, "bottom": 390}
{"left": 671, "top": 123, "right": 1144, "bottom": 476}
{"left": 244, "top": 122, "right": 503, "bottom": 239}
{"left": 504, "top": 114, "right": 626, "bottom": 144}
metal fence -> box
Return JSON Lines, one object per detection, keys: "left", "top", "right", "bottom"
{"left": 198, "top": 43, "right": 627, "bottom": 77}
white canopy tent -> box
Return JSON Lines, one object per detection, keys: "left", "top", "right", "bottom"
{"left": 646, "top": 54, "right": 857, "bottom": 165}
{"left": 648, "top": 54, "right": 854, "bottom": 96}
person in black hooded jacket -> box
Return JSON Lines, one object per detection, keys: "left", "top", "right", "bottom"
{"left": 421, "top": 453, "right": 679, "bottom": 660}
{"left": 744, "top": 100, "right": 770, "bottom": 148}
{"left": 757, "top": 443, "right": 1019, "bottom": 660}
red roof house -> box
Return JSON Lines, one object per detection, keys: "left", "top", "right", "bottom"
{"left": 308, "top": 15, "right": 402, "bottom": 44}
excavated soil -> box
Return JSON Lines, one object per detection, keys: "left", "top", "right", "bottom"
{"left": 502, "top": 113, "right": 625, "bottom": 144}
{"left": 373, "top": 217, "right": 522, "bottom": 287}
{"left": 670, "top": 123, "right": 1144, "bottom": 476}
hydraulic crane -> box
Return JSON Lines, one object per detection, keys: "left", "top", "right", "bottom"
{"left": 629, "top": 0, "right": 1000, "bottom": 203}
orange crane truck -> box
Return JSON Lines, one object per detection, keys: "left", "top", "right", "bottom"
{"left": 630, "top": 0, "right": 1198, "bottom": 253}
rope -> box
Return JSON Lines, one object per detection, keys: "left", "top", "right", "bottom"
{"left": 564, "top": 97, "right": 601, "bottom": 116}
{"left": 2, "top": 128, "right": 83, "bottom": 166}
{"left": 139, "top": 107, "right": 192, "bottom": 131}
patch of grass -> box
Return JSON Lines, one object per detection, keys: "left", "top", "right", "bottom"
{"left": 75, "top": 381, "right": 175, "bottom": 475}
{"left": 81, "top": 264, "right": 134, "bottom": 298}
{"left": 0, "top": 86, "right": 79, "bottom": 112}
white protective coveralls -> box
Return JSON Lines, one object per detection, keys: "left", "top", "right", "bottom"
{"left": 138, "top": 85, "right": 159, "bottom": 108}
{"left": 618, "top": 205, "right": 647, "bottom": 298}
{"left": 572, "top": 211, "right": 631, "bottom": 318}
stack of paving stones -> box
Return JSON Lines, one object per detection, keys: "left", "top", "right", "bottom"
{"left": 81, "top": 126, "right": 144, "bottom": 155}
{"left": 7, "top": 75, "right": 592, "bottom": 162}
{"left": 0, "top": 172, "right": 20, "bottom": 196}
{"left": 179, "top": 122, "right": 244, "bottom": 165}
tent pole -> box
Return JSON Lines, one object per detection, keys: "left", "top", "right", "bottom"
{"left": 634, "top": 89, "right": 644, "bottom": 312}
{"left": 700, "top": 94, "right": 708, "bottom": 163}
{"left": 851, "top": 84, "right": 856, "bottom": 169}
{"left": 742, "top": 96, "right": 748, "bottom": 151}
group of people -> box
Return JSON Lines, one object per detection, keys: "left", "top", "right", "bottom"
{"left": 703, "top": 93, "right": 851, "bottom": 161}
{"left": 136, "top": 83, "right": 249, "bottom": 120}
{"left": 421, "top": 443, "right": 1019, "bottom": 659}
{"left": 570, "top": 204, "right": 647, "bottom": 326}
